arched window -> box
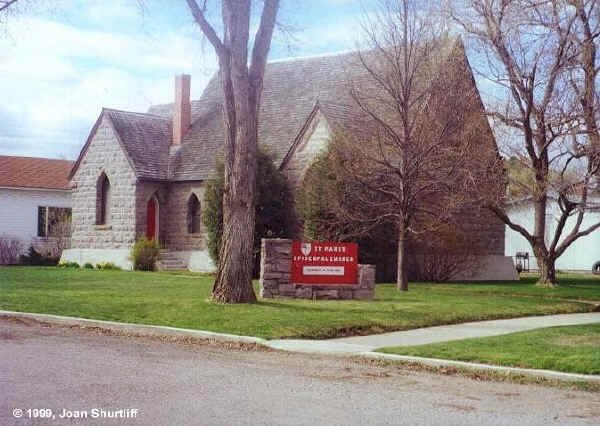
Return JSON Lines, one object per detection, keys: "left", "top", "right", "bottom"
{"left": 187, "top": 194, "right": 201, "bottom": 234}
{"left": 96, "top": 173, "right": 111, "bottom": 225}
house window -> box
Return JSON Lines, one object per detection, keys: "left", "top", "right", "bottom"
{"left": 96, "top": 173, "right": 111, "bottom": 225}
{"left": 37, "top": 207, "right": 72, "bottom": 238}
{"left": 187, "top": 194, "right": 201, "bottom": 234}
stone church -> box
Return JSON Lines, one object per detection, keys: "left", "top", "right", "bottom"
{"left": 61, "top": 38, "right": 517, "bottom": 280}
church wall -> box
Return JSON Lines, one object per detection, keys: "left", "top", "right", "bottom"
{"left": 282, "top": 112, "right": 331, "bottom": 193}
{"left": 68, "top": 115, "right": 137, "bottom": 251}
{"left": 162, "top": 181, "right": 207, "bottom": 251}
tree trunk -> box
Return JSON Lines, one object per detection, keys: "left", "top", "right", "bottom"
{"left": 212, "top": 67, "right": 258, "bottom": 303}
{"left": 531, "top": 193, "right": 558, "bottom": 287}
{"left": 396, "top": 226, "right": 408, "bottom": 291}
{"left": 185, "top": 0, "right": 279, "bottom": 303}
{"left": 212, "top": 194, "right": 258, "bottom": 302}
{"left": 536, "top": 255, "right": 558, "bottom": 288}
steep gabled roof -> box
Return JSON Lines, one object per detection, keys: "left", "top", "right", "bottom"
{"left": 279, "top": 100, "right": 375, "bottom": 171}
{"left": 106, "top": 109, "right": 172, "bottom": 180}
{"left": 156, "top": 50, "right": 383, "bottom": 180}
{"left": 0, "top": 155, "right": 73, "bottom": 190}
{"left": 169, "top": 103, "right": 224, "bottom": 180}
{"left": 70, "top": 109, "right": 172, "bottom": 180}
{"left": 74, "top": 39, "right": 460, "bottom": 182}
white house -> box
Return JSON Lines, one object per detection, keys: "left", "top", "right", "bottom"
{"left": 505, "top": 197, "right": 600, "bottom": 272}
{"left": 0, "top": 155, "right": 72, "bottom": 262}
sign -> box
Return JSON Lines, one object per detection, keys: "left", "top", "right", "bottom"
{"left": 291, "top": 241, "right": 358, "bottom": 285}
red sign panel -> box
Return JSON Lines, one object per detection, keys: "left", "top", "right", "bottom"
{"left": 291, "top": 241, "right": 358, "bottom": 285}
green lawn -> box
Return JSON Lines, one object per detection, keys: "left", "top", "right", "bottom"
{"left": 378, "top": 324, "right": 600, "bottom": 375}
{"left": 1, "top": 267, "right": 598, "bottom": 339}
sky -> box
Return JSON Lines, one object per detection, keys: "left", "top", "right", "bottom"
{"left": 0, "top": 0, "right": 368, "bottom": 160}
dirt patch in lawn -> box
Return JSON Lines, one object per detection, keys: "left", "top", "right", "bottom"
{"left": 551, "top": 335, "right": 600, "bottom": 347}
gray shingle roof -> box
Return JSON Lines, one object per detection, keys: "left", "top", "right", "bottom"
{"left": 105, "top": 109, "right": 172, "bottom": 180}
{"left": 76, "top": 40, "right": 458, "bottom": 182}
{"left": 153, "top": 50, "right": 381, "bottom": 180}
{"left": 169, "top": 103, "right": 225, "bottom": 180}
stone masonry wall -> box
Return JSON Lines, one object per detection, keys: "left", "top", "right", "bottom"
{"left": 259, "top": 238, "right": 375, "bottom": 300}
{"left": 282, "top": 112, "right": 331, "bottom": 193}
{"left": 162, "top": 182, "right": 207, "bottom": 251}
{"left": 459, "top": 203, "right": 505, "bottom": 255}
{"left": 70, "top": 116, "right": 137, "bottom": 249}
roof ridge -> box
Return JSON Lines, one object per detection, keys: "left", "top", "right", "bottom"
{"left": 267, "top": 49, "right": 358, "bottom": 64}
{"left": 103, "top": 107, "right": 171, "bottom": 120}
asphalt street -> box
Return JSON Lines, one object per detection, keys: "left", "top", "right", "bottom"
{"left": 1, "top": 317, "right": 599, "bottom": 426}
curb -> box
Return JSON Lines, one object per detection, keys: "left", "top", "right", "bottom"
{"left": 361, "top": 352, "right": 600, "bottom": 383}
{"left": 2, "top": 310, "right": 599, "bottom": 384}
{"left": 0, "top": 310, "right": 267, "bottom": 346}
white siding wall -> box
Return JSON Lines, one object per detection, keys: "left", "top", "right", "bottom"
{"left": 0, "top": 187, "right": 71, "bottom": 251}
{"left": 505, "top": 201, "right": 600, "bottom": 271}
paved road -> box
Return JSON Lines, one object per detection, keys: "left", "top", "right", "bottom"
{"left": 1, "top": 318, "right": 599, "bottom": 426}
{"left": 269, "top": 312, "right": 600, "bottom": 354}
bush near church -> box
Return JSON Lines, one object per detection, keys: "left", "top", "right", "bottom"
{"left": 203, "top": 151, "right": 295, "bottom": 276}
{"left": 130, "top": 238, "right": 161, "bottom": 271}
{"left": 298, "top": 148, "right": 398, "bottom": 281}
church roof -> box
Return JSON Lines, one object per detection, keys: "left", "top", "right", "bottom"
{"left": 152, "top": 49, "right": 378, "bottom": 180}
{"left": 72, "top": 39, "right": 459, "bottom": 182}
{"left": 105, "top": 109, "right": 172, "bottom": 180}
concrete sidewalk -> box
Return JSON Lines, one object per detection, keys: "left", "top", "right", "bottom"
{"left": 269, "top": 312, "right": 600, "bottom": 354}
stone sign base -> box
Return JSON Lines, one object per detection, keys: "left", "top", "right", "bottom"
{"left": 259, "top": 238, "right": 375, "bottom": 300}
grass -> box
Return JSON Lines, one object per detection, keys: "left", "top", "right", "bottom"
{"left": 378, "top": 324, "right": 600, "bottom": 375}
{"left": 0, "top": 267, "right": 598, "bottom": 339}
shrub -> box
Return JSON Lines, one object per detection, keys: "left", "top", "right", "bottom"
{"left": 58, "top": 261, "right": 80, "bottom": 268}
{"left": 129, "top": 238, "right": 161, "bottom": 271}
{"left": 19, "top": 246, "right": 59, "bottom": 266}
{"left": 0, "top": 236, "right": 24, "bottom": 265}
{"left": 298, "top": 149, "right": 398, "bottom": 282}
{"left": 203, "top": 150, "right": 294, "bottom": 276}
{"left": 83, "top": 262, "right": 94, "bottom": 269}
{"left": 95, "top": 261, "right": 121, "bottom": 270}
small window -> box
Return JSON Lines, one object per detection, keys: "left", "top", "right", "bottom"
{"left": 96, "top": 173, "right": 111, "bottom": 225}
{"left": 187, "top": 194, "right": 201, "bottom": 234}
{"left": 38, "top": 207, "right": 72, "bottom": 237}
{"left": 37, "top": 206, "right": 47, "bottom": 237}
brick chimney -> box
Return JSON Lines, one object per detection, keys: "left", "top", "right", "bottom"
{"left": 172, "top": 74, "right": 191, "bottom": 146}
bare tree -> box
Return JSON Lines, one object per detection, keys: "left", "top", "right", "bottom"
{"left": 50, "top": 208, "right": 71, "bottom": 255}
{"left": 324, "top": 0, "right": 501, "bottom": 291}
{"left": 569, "top": 1, "right": 600, "bottom": 169}
{"left": 185, "top": 0, "right": 279, "bottom": 303}
{"left": 0, "top": 235, "right": 24, "bottom": 265}
{"left": 451, "top": 0, "right": 600, "bottom": 287}
{"left": 0, "top": 0, "right": 49, "bottom": 24}
{"left": 0, "top": 1, "right": 18, "bottom": 12}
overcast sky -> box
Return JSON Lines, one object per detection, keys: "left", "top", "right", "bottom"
{"left": 0, "top": 0, "right": 369, "bottom": 160}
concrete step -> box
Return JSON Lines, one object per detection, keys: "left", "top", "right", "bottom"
{"left": 158, "top": 259, "right": 186, "bottom": 265}
{"left": 157, "top": 251, "right": 188, "bottom": 271}
{"left": 156, "top": 262, "right": 187, "bottom": 272}
{"left": 159, "top": 256, "right": 183, "bottom": 262}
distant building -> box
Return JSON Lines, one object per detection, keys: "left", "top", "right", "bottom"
{"left": 0, "top": 155, "right": 72, "bottom": 260}
{"left": 505, "top": 198, "right": 600, "bottom": 272}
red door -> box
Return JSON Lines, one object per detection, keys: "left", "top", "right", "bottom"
{"left": 146, "top": 198, "right": 157, "bottom": 240}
